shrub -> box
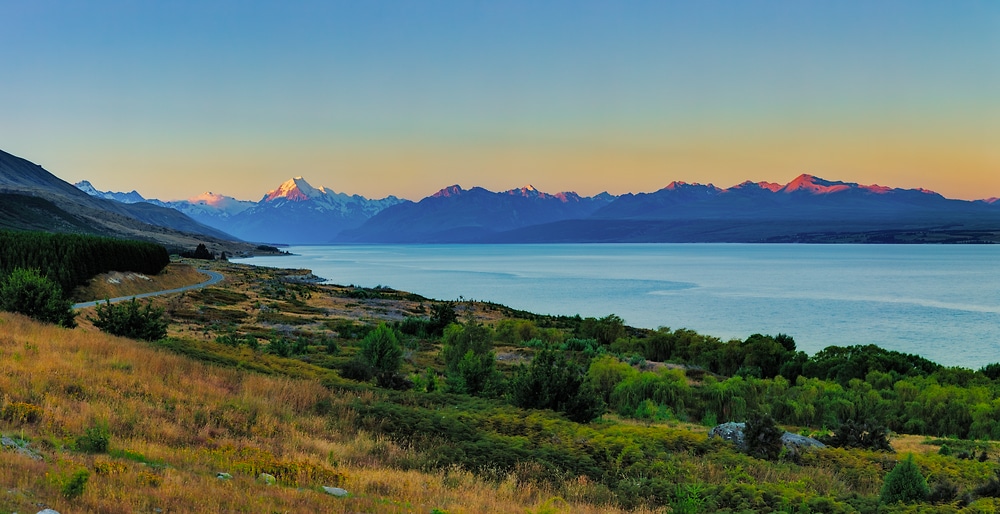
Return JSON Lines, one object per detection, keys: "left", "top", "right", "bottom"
{"left": 62, "top": 469, "right": 90, "bottom": 499}
{"left": 880, "top": 454, "right": 929, "bottom": 504}
{"left": 88, "top": 298, "right": 167, "bottom": 341}
{"left": 510, "top": 348, "right": 605, "bottom": 423}
{"left": 0, "top": 268, "right": 76, "bottom": 327}
{"left": 744, "top": 411, "right": 783, "bottom": 461}
{"left": 0, "top": 401, "right": 43, "bottom": 425}
{"left": 359, "top": 323, "right": 404, "bottom": 388}
{"left": 822, "top": 419, "right": 893, "bottom": 452}
{"left": 76, "top": 421, "right": 111, "bottom": 453}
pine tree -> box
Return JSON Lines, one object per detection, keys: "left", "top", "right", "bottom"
{"left": 880, "top": 454, "right": 929, "bottom": 504}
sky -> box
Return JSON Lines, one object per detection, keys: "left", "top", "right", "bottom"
{"left": 1, "top": 1, "right": 998, "bottom": 202}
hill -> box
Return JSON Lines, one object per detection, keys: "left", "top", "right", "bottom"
{"left": 6, "top": 258, "right": 1000, "bottom": 512}
{"left": 0, "top": 148, "right": 249, "bottom": 254}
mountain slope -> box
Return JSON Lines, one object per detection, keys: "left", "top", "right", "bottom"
{"left": 78, "top": 176, "right": 403, "bottom": 244}
{"left": 0, "top": 148, "right": 244, "bottom": 251}
{"left": 338, "top": 184, "right": 615, "bottom": 243}
{"left": 343, "top": 175, "right": 1000, "bottom": 243}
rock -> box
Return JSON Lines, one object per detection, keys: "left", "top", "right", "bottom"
{"left": 708, "top": 422, "right": 747, "bottom": 450}
{"left": 216, "top": 472, "right": 233, "bottom": 480}
{"left": 322, "top": 486, "right": 349, "bottom": 497}
{"left": 2, "top": 436, "right": 43, "bottom": 461}
{"left": 258, "top": 472, "right": 276, "bottom": 485}
{"left": 708, "top": 422, "right": 825, "bottom": 453}
{"left": 37, "top": 509, "right": 61, "bottom": 514}
{"left": 781, "top": 431, "right": 826, "bottom": 451}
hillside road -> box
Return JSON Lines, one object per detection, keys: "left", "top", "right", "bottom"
{"left": 73, "top": 269, "right": 223, "bottom": 309}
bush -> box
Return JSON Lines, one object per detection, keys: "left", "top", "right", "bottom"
{"left": 822, "top": 419, "right": 892, "bottom": 452}
{"left": 880, "top": 454, "right": 928, "bottom": 504}
{"left": 62, "top": 469, "right": 90, "bottom": 499}
{"left": 510, "top": 348, "right": 605, "bottom": 423}
{"left": 0, "top": 268, "right": 76, "bottom": 327}
{"left": 76, "top": 422, "right": 111, "bottom": 453}
{"left": 359, "top": 323, "right": 404, "bottom": 388}
{"left": 744, "top": 412, "right": 783, "bottom": 461}
{"left": 89, "top": 298, "right": 167, "bottom": 341}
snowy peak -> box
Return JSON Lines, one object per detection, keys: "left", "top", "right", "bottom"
{"left": 186, "top": 192, "right": 254, "bottom": 215}
{"left": 728, "top": 180, "right": 784, "bottom": 193}
{"left": 74, "top": 180, "right": 148, "bottom": 204}
{"left": 263, "top": 176, "right": 325, "bottom": 202}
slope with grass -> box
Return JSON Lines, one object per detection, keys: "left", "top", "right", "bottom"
{"left": 5, "top": 259, "right": 1000, "bottom": 512}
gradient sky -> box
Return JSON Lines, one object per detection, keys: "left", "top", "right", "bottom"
{"left": 1, "top": 1, "right": 998, "bottom": 201}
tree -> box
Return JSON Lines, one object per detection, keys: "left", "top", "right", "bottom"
{"left": 0, "top": 268, "right": 76, "bottom": 327}
{"left": 511, "top": 348, "right": 605, "bottom": 423}
{"left": 744, "top": 411, "right": 783, "bottom": 461}
{"left": 88, "top": 298, "right": 167, "bottom": 341}
{"left": 441, "top": 321, "right": 500, "bottom": 396}
{"left": 427, "top": 301, "right": 457, "bottom": 336}
{"left": 359, "top": 323, "right": 404, "bottom": 388}
{"left": 880, "top": 454, "right": 929, "bottom": 504}
{"left": 579, "top": 314, "right": 625, "bottom": 346}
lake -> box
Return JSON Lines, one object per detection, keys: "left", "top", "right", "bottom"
{"left": 235, "top": 244, "right": 1000, "bottom": 369}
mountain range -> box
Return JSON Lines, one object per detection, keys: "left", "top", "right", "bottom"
{"left": 77, "top": 176, "right": 404, "bottom": 244}
{"left": 74, "top": 171, "right": 1000, "bottom": 244}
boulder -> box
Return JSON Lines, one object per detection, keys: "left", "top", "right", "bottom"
{"left": 258, "top": 473, "right": 276, "bottom": 485}
{"left": 216, "top": 472, "right": 233, "bottom": 480}
{"left": 2, "top": 436, "right": 43, "bottom": 461}
{"left": 709, "top": 422, "right": 825, "bottom": 453}
{"left": 323, "top": 486, "right": 349, "bottom": 497}
{"left": 708, "top": 422, "right": 747, "bottom": 449}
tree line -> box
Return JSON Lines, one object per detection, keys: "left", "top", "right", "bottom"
{"left": 0, "top": 230, "right": 170, "bottom": 293}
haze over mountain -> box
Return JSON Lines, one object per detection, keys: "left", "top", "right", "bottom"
{"left": 0, "top": 149, "right": 243, "bottom": 252}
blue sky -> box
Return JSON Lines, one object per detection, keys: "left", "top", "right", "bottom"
{"left": 1, "top": 1, "right": 997, "bottom": 200}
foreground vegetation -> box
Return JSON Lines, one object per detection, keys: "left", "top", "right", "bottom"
{"left": 3, "top": 246, "right": 1000, "bottom": 512}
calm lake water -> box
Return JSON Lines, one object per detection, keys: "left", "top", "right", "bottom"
{"left": 236, "top": 244, "right": 1000, "bottom": 369}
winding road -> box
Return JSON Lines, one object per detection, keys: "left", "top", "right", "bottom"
{"left": 73, "top": 269, "right": 224, "bottom": 309}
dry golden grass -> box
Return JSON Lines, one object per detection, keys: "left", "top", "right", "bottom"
{"left": 891, "top": 434, "right": 941, "bottom": 455}
{"left": 0, "top": 313, "right": 661, "bottom": 513}
{"left": 72, "top": 263, "right": 209, "bottom": 303}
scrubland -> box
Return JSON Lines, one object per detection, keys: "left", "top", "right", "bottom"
{"left": 3, "top": 259, "right": 1000, "bottom": 513}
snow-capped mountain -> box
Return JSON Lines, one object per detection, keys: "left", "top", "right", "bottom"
{"left": 76, "top": 176, "right": 404, "bottom": 244}
{"left": 183, "top": 192, "right": 255, "bottom": 216}
{"left": 74, "top": 180, "right": 149, "bottom": 204}
{"left": 75, "top": 174, "right": 1000, "bottom": 244}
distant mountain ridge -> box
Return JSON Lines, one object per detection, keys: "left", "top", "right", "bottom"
{"left": 345, "top": 174, "right": 1000, "bottom": 243}
{"left": 77, "top": 176, "right": 404, "bottom": 244}
{"left": 76, "top": 171, "right": 1000, "bottom": 245}
{"left": 338, "top": 184, "right": 615, "bottom": 243}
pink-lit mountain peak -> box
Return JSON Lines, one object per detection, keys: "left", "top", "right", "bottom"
{"left": 781, "top": 174, "right": 853, "bottom": 194}
{"left": 432, "top": 185, "right": 465, "bottom": 198}
{"left": 779, "top": 174, "right": 937, "bottom": 196}
{"left": 727, "top": 180, "right": 784, "bottom": 193}
{"left": 263, "top": 176, "right": 326, "bottom": 202}
{"left": 188, "top": 191, "right": 232, "bottom": 207}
